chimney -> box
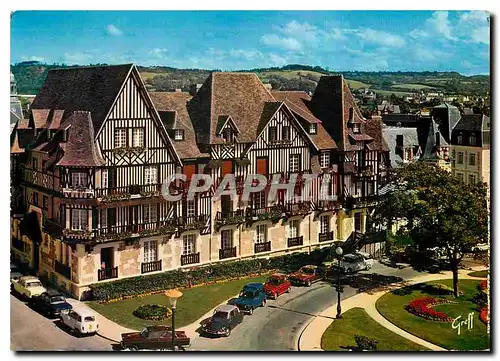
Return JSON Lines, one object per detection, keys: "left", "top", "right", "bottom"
{"left": 189, "top": 83, "right": 203, "bottom": 96}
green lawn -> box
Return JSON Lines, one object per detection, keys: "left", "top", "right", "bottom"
{"left": 371, "top": 89, "right": 415, "bottom": 97}
{"left": 321, "top": 307, "right": 428, "bottom": 351}
{"left": 391, "top": 83, "right": 435, "bottom": 90}
{"left": 87, "top": 275, "right": 268, "bottom": 330}
{"left": 376, "top": 279, "right": 490, "bottom": 351}
{"left": 468, "top": 270, "right": 488, "bottom": 278}
{"left": 346, "top": 79, "right": 371, "bottom": 89}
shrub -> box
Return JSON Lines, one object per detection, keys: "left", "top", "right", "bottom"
{"left": 354, "top": 335, "right": 378, "bottom": 351}
{"left": 133, "top": 304, "right": 172, "bottom": 321}
{"left": 405, "top": 297, "right": 454, "bottom": 322}
{"left": 479, "top": 280, "right": 487, "bottom": 291}
{"left": 89, "top": 248, "right": 329, "bottom": 302}
{"left": 480, "top": 306, "right": 489, "bottom": 325}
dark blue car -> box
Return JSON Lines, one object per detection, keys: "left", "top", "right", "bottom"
{"left": 233, "top": 283, "right": 267, "bottom": 315}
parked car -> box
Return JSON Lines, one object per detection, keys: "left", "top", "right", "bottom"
{"left": 201, "top": 304, "right": 243, "bottom": 337}
{"left": 340, "top": 253, "right": 371, "bottom": 273}
{"left": 355, "top": 251, "right": 375, "bottom": 269}
{"left": 264, "top": 273, "right": 292, "bottom": 299}
{"left": 10, "top": 263, "right": 24, "bottom": 281}
{"left": 121, "top": 325, "right": 191, "bottom": 350}
{"left": 29, "top": 291, "right": 72, "bottom": 318}
{"left": 233, "top": 283, "right": 267, "bottom": 315}
{"left": 11, "top": 275, "right": 46, "bottom": 300}
{"left": 473, "top": 243, "right": 489, "bottom": 252}
{"left": 60, "top": 307, "right": 99, "bottom": 335}
{"left": 288, "top": 265, "right": 323, "bottom": 286}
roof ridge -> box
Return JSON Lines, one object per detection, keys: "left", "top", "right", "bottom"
{"left": 50, "top": 63, "right": 134, "bottom": 71}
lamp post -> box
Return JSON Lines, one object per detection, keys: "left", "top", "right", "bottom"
{"left": 165, "top": 289, "right": 183, "bottom": 351}
{"left": 335, "top": 246, "right": 343, "bottom": 319}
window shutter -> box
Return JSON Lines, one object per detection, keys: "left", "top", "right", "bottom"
{"left": 183, "top": 164, "right": 196, "bottom": 184}
{"left": 256, "top": 158, "right": 268, "bottom": 175}
{"left": 221, "top": 161, "right": 233, "bottom": 177}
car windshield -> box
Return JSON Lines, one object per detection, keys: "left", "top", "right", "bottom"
{"left": 242, "top": 291, "right": 255, "bottom": 298}
{"left": 50, "top": 296, "right": 66, "bottom": 303}
{"left": 213, "top": 311, "right": 228, "bottom": 320}
{"left": 140, "top": 329, "right": 149, "bottom": 338}
{"left": 266, "top": 278, "right": 280, "bottom": 285}
{"left": 84, "top": 316, "right": 95, "bottom": 322}
{"left": 27, "top": 281, "right": 42, "bottom": 288}
{"left": 301, "top": 268, "right": 314, "bottom": 274}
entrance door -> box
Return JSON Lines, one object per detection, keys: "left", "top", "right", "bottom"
{"left": 221, "top": 194, "right": 232, "bottom": 216}
{"left": 100, "top": 247, "right": 114, "bottom": 269}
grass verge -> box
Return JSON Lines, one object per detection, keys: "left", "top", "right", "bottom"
{"left": 468, "top": 270, "right": 488, "bottom": 278}
{"left": 87, "top": 275, "right": 267, "bottom": 330}
{"left": 376, "top": 279, "right": 489, "bottom": 351}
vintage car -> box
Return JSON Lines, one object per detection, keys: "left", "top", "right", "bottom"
{"left": 29, "top": 291, "right": 73, "bottom": 318}
{"left": 355, "top": 251, "right": 375, "bottom": 269}
{"left": 121, "top": 325, "right": 191, "bottom": 350}
{"left": 201, "top": 304, "right": 243, "bottom": 337}
{"left": 473, "top": 243, "right": 489, "bottom": 252}
{"left": 264, "top": 273, "right": 292, "bottom": 299}
{"left": 61, "top": 307, "right": 99, "bottom": 335}
{"left": 288, "top": 265, "right": 323, "bottom": 286}
{"left": 11, "top": 275, "right": 47, "bottom": 300}
{"left": 233, "top": 283, "right": 267, "bottom": 315}
{"left": 340, "top": 253, "right": 372, "bottom": 273}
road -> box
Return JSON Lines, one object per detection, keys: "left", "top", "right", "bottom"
{"left": 190, "top": 262, "right": 424, "bottom": 351}
{"left": 10, "top": 293, "right": 113, "bottom": 351}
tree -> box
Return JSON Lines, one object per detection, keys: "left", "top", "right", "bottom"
{"left": 373, "top": 163, "right": 489, "bottom": 297}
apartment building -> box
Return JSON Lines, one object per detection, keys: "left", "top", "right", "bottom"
{"left": 10, "top": 64, "right": 389, "bottom": 299}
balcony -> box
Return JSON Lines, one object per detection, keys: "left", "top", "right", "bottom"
{"left": 98, "top": 266, "right": 118, "bottom": 281}
{"left": 345, "top": 194, "right": 380, "bottom": 209}
{"left": 219, "top": 247, "right": 237, "bottom": 260}
{"left": 254, "top": 241, "right": 271, "bottom": 254}
{"left": 284, "top": 202, "right": 311, "bottom": 216}
{"left": 287, "top": 236, "right": 304, "bottom": 248}
{"left": 246, "top": 205, "right": 284, "bottom": 223}
{"left": 141, "top": 260, "right": 162, "bottom": 274}
{"left": 63, "top": 228, "right": 93, "bottom": 240}
{"left": 94, "top": 220, "right": 177, "bottom": 242}
{"left": 54, "top": 260, "right": 71, "bottom": 279}
{"left": 319, "top": 231, "right": 334, "bottom": 242}
{"left": 176, "top": 215, "right": 208, "bottom": 233}
{"left": 354, "top": 165, "right": 375, "bottom": 178}
{"left": 215, "top": 210, "right": 245, "bottom": 229}
{"left": 96, "top": 183, "right": 163, "bottom": 202}
{"left": 315, "top": 200, "right": 341, "bottom": 212}
{"left": 181, "top": 252, "right": 200, "bottom": 266}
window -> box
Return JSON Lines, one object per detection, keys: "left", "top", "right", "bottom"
{"left": 132, "top": 128, "right": 144, "bottom": 147}
{"left": 457, "top": 134, "right": 463, "bottom": 145}
{"left": 33, "top": 191, "right": 39, "bottom": 207}
{"left": 349, "top": 108, "right": 354, "bottom": 122}
{"left": 320, "top": 152, "right": 330, "bottom": 168}
{"left": 353, "top": 123, "right": 360, "bottom": 133}
{"left": 42, "top": 195, "right": 48, "bottom": 210}
{"left": 309, "top": 124, "right": 317, "bottom": 134}
{"left": 468, "top": 174, "right": 476, "bottom": 184}
{"left": 469, "top": 153, "right": 476, "bottom": 166}
{"left": 256, "top": 224, "right": 267, "bottom": 243}
{"left": 182, "top": 234, "right": 196, "bottom": 255}
{"left": 71, "top": 209, "right": 88, "bottom": 230}
{"left": 71, "top": 172, "right": 87, "bottom": 188}
{"left": 282, "top": 126, "right": 290, "bottom": 140}
{"left": 456, "top": 172, "right": 464, "bottom": 182}
{"left": 289, "top": 154, "right": 300, "bottom": 173}
{"left": 354, "top": 213, "right": 362, "bottom": 232}
{"left": 268, "top": 126, "right": 277, "bottom": 142}
{"left": 144, "top": 166, "right": 157, "bottom": 185}
{"left": 114, "top": 128, "right": 127, "bottom": 148}
{"left": 222, "top": 128, "right": 234, "bottom": 142}
{"left": 32, "top": 157, "right": 38, "bottom": 171}
{"left": 320, "top": 215, "right": 330, "bottom": 234}
{"left": 457, "top": 152, "right": 464, "bottom": 164}
{"left": 101, "top": 169, "right": 108, "bottom": 189}
{"left": 174, "top": 129, "right": 184, "bottom": 141}
{"left": 368, "top": 182, "right": 375, "bottom": 195}
{"left": 253, "top": 191, "right": 266, "bottom": 209}
{"left": 469, "top": 135, "right": 476, "bottom": 146}
{"left": 404, "top": 148, "right": 412, "bottom": 162}
{"left": 100, "top": 209, "right": 107, "bottom": 228}
{"left": 221, "top": 230, "right": 233, "bottom": 249}
{"left": 320, "top": 174, "right": 331, "bottom": 199}
{"left": 186, "top": 200, "right": 196, "bottom": 217}
{"left": 144, "top": 240, "right": 157, "bottom": 263}
{"left": 452, "top": 149, "right": 456, "bottom": 159}
{"left": 288, "top": 219, "right": 300, "bottom": 238}
{"left": 143, "top": 204, "right": 157, "bottom": 223}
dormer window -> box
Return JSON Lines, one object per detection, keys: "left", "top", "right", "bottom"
{"left": 71, "top": 172, "right": 88, "bottom": 189}
{"left": 469, "top": 134, "right": 476, "bottom": 146}
{"left": 268, "top": 126, "right": 277, "bottom": 142}
{"left": 174, "top": 129, "right": 184, "bottom": 141}
{"left": 222, "top": 128, "right": 235, "bottom": 142}
{"left": 320, "top": 152, "right": 330, "bottom": 168}
{"left": 353, "top": 123, "right": 360, "bottom": 133}
{"left": 309, "top": 124, "right": 317, "bottom": 134}
{"left": 457, "top": 134, "right": 463, "bottom": 145}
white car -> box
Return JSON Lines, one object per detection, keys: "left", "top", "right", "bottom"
{"left": 355, "top": 251, "right": 375, "bottom": 269}
{"left": 11, "top": 275, "right": 46, "bottom": 299}
{"left": 473, "top": 243, "right": 489, "bottom": 252}
{"left": 61, "top": 308, "right": 99, "bottom": 335}
{"left": 340, "top": 253, "right": 372, "bottom": 273}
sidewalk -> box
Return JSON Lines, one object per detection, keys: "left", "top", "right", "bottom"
{"left": 297, "top": 265, "right": 488, "bottom": 351}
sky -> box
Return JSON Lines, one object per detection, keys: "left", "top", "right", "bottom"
{"left": 10, "top": 10, "right": 490, "bottom": 74}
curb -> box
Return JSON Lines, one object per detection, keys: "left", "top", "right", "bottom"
{"left": 97, "top": 332, "right": 121, "bottom": 344}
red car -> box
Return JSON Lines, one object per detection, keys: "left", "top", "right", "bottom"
{"left": 264, "top": 274, "right": 292, "bottom": 299}
{"left": 288, "top": 265, "right": 323, "bottom": 287}
{"left": 121, "top": 325, "right": 190, "bottom": 350}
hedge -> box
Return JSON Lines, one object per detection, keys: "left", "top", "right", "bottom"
{"left": 89, "top": 248, "right": 329, "bottom": 302}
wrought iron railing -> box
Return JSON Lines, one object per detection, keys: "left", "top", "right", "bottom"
{"left": 97, "top": 266, "right": 118, "bottom": 281}
{"left": 181, "top": 252, "right": 200, "bottom": 266}
{"left": 319, "top": 231, "right": 334, "bottom": 242}
{"left": 219, "top": 247, "right": 237, "bottom": 260}
{"left": 141, "top": 260, "right": 162, "bottom": 274}
{"left": 287, "top": 236, "right": 304, "bottom": 248}
{"left": 254, "top": 241, "right": 271, "bottom": 254}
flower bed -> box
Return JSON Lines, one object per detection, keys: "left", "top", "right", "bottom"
{"left": 480, "top": 306, "right": 489, "bottom": 325}
{"left": 133, "top": 304, "right": 172, "bottom": 321}
{"left": 479, "top": 280, "right": 487, "bottom": 291}
{"left": 405, "top": 297, "right": 455, "bottom": 322}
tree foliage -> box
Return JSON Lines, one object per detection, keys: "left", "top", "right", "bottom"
{"left": 374, "top": 163, "right": 489, "bottom": 297}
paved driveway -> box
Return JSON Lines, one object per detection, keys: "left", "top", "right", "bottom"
{"left": 10, "top": 294, "right": 113, "bottom": 351}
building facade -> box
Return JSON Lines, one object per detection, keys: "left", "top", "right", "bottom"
{"left": 10, "top": 65, "right": 389, "bottom": 299}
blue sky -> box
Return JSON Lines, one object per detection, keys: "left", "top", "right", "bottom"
{"left": 10, "top": 10, "right": 490, "bottom": 74}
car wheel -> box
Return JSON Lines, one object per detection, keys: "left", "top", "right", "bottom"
{"left": 273, "top": 292, "right": 278, "bottom": 299}
{"left": 130, "top": 345, "right": 138, "bottom": 351}
{"left": 307, "top": 281, "right": 312, "bottom": 287}
{"left": 286, "top": 286, "right": 291, "bottom": 293}
{"left": 225, "top": 328, "right": 231, "bottom": 337}
{"left": 262, "top": 299, "right": 266, "bottom": 307}
{"left": 366, "top": 264, "right": 372, "bottom": 270}
{"left": 248, "top": 307, "right": 253, "bottom": 315}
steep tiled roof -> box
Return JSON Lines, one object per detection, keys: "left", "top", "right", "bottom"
{"left": 149, "top": 92, "right": 207, "bottom": 159}
{"left": 258, "top": 102, "right": 283, "bottom": 135}
{"left": 453, "top": 114, "right": 489, "bottom": 131}
{"left": 31, "top": 64, "right": 133, "bottom": 133}
{"left": 382, "top": 126, "right": 420, "bottom": 167}
{"left": 363, "top": 116, "right": 389, "bottom": 152}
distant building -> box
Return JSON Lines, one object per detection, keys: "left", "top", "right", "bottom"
{"left": 377, "top": 101, "right": 400, "bottom": 114}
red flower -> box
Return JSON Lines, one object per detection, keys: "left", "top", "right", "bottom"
{"left": 480, "top": 307, "right": 489, "bottom": 325}
{"left": 406, "top": 297, "right": 451, "bottom": 321}
{"left": 479, "top": 280, "right": 487, "bottom": 291}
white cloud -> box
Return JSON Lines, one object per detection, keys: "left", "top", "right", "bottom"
{"left": 408, "top": 29, "right": 429, "bottom": 39}
{"left": 269, "top": 53, "right": 287, "bottom": 67}
{"left": 21, "top": 55, "right": 45, "bottom": 62}
{"left": 261, "top": 34, "right": 302, "bottom": 51}
{"left": 412, "top": 47, "right": 449, "bottom": 63}
{"left": 458, "top": 11, "right": 490, "bottom": 44}
{"left": 280, "top": 20, "right": 319, "bottom": 43}
{"left": 149, "top": 48, "right": 168, "bottom": 57}
{"left": 426, "top": 11, "right": 457, "bottom": 41}
{"left": 356, "top": 28, "right": 405, "bottom": 48}
{"left": 63, "top": 52, "right": 93, "bottom": 64}
{"left": 106, "top": 24, "right": 123, "bottom": 36}
{"left": 228, "top": 49, "right": 263, "bottom": 60}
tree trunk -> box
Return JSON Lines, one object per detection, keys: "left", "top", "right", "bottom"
{"left": 452, "top": 259, "right": 460, "bottom": 298}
